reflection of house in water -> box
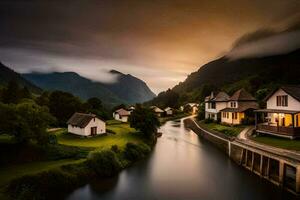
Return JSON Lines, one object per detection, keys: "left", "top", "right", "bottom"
{"left": 255, "top": 86, "right": 300, "bottom": 139}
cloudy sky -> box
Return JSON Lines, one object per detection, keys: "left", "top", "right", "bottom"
{"left": 0, "top": 0, "right": 299, "bottom": 94}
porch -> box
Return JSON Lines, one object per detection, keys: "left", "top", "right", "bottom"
{"left": 254, "top": 109, "right": 300, "bottom": 139}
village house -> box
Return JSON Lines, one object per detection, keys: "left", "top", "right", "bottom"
{"left": 113, "top": 108, "right": 131, "bottom": 122}
{"left": 254, "top": 86, "right": 300, "bottom": 139}
{"left": 150, "top": 106, "right": 164, "bottom": 117}
{"left": 182, "top": 103, "right": 199, "bottom": 114}
{"left": 164, "top": 107, "right": 174, "bottom": 116}
{"left": 205, "top": 91, "right": 230, "bottom": 121}
{"left": 220, "top": 89, "right": 258, "bottom": 125}
{"left": 67, "top": 113, "right": 106, "bottom": 136}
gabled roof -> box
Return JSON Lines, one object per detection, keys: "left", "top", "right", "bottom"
{"left": 67, "top": 113, "right": 100, "bottom": 128}
{"left": 214, "top": 92, "right": 230, "bottom": 102}
{"left": 229, "top": 88, "right": 256, "bottom": 101}
{"left": 164, "top": 107, "right": 173, "bottom": 111}
{"left": 220, "top": 101, "right": 258, "bottom": 113}
{"left": 114, "top": 108, "right": 130, "bottom": 116}
{"left": 150, "top": 106, "right": 164, "bottom": 113}
{"left": 265, "top": 85, "right": 300, "bottom": 102}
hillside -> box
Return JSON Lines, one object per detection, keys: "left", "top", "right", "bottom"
{"left": 0, "top": 62, "right": 41, "bottom": 93}
{"left": 23, "top": 70, "right": 155, "bottom": 106}
{"left": 148, "top": 49, "right": 300, "bottom": 107}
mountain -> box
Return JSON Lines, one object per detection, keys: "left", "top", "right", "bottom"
{"left": 148, "top": 49, "right": 300, "bottom": 107}
{"left": 104, "top": 70, "right": 156, "bottom": 103}
{"left": 0, "top": 62, "right": 41, "bottom": 93}
{"left": 23, "top": 70, "right": 155, "bottom": 106}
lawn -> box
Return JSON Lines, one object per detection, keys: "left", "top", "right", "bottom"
{"left": 199, "top": 121, "right": 244, "bottom": 137}
{"left": 54, "top": 120, "right": 144, "bottom": 149}
{"left": 0, "top": 158, "right": 84, "bottom": 189}
{"left": 251, "top": 135, "right": 300, "bottom": 151}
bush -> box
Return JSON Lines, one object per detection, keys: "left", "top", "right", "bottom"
{"left": 124, "top": 142, "right": 151, "bottom": 161}
{"left": 204, "top": 118, "right": 214, "bottom": 124}
{"left": 87, "top": 150, "right": 122, "bottom": 177}
{"left": 111, "top": 145, "right": 119, "bottom": 153}
{"left": 241, "top": 117, "right": 255, "bottom": 125}
{"left": 7, "top": 169, "right": 82, "bottom": 200}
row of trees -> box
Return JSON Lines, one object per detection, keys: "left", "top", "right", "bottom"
{"left": 0, "top": 80, "right": 110, "bottom": 144}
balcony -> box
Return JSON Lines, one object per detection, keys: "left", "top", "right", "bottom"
{"left": 257, "top": 124, "right": 300, "bottom": 138}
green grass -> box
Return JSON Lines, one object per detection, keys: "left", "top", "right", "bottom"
{"left": 0, "top": 159, "right": 84, "bottom": 188}
{"left": 251, "top": 135, "right": 300, "bottom": 151}
{"left": 199, "top": 121, "right": 244, "bottom": 137}
{"left": 54, "top": 120, "right": 143, "bottom": 149}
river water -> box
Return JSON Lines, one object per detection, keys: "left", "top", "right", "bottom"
{"left": 67, "top": 118, "right": 294, "bottom": 200}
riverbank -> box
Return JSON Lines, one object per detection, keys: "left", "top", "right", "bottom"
{"left": 0, "top": 120, "right": 155, "bottom": 200}
{"left": 184, "top": 117, "right": 300, "bottom": 195}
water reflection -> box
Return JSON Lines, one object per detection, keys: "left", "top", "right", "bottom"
{"left": 67, "top": 118, "right": 294, "bottom": 200}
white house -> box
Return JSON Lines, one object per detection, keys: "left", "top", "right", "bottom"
{"left": 205, "top": 91, "right": 229, "bottom": 121}
{"left": 220, "top": 89, "right": 258, "bottom": 125}
{"left": 254, "top": 86, "right": 300, "bottom": 139}
{"left": 67, "top": 113, "right": 106, "bottom": 136}
{"left": 164, "top": 107, "right": 174, "bottom": 116}
{"left": 113, "top": 108, "right": 131, "bottom": 122}
{"left": 150, "top": 106, "right": 164, "bottom": 117}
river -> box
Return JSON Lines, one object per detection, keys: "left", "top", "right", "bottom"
{"left": 66, "top": 117, "right": 294, "bottom": 200}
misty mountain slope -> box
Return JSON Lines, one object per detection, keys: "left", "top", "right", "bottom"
{"left": 104, "top": 70, "right": 156, "bottom": 103}
{"left": 0, "top": 62, "right": 41, "bottom": 93}
{"left": 148, "top": 48, "right": 300, "bottom": 106}
{"left": 23, "top": 70, "right": 156, "bottom": 106}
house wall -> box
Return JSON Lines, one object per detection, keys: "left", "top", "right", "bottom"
{"left": 84, "top": 118, "right": 106, "bottom": 135}
{"left": 268, "top": 113, "right": 296, "bottom": 127}
{"left": 267, "top": 89, "right": 300, "bottom": 111}
{"left": 205, "top": 101, "right": 227, "bottom": 121}
{"left": 221, "top": 112, "right": 244, "bottom": 125}
{"left": 68, "top": 125, "right": 85, "bottom": 136}
{"left": 114, "top": 113, "right": 129, "bottom": 122}
{"left": 68, "top": 118, "right": 106, "bottom": 136}
{"left": 166, "top": 110, "right": 173, "bottom": 115}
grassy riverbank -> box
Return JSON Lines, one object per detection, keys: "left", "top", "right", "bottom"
{"left": 251, "top": 135, "right": 300, "bottom": 151}
{"left": 0, "top": 120, "right": 152, "bottom": 200}
{"left": 199, "top": 121, "right": 244, "bottom": 137}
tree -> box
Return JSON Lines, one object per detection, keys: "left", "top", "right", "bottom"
{"left": 129, "top": 105, "right": 160, "bottom": 141}
{"left": 36, "top": 91, "right": 50, "bottom": 107}
{"left": 0, "top": 101, "right": 55, "bottom": 144}
{"left": 48, "top": 91, "right": 84, "bottom": 126}
{"left": 84, "top": 97, "right": 110, "bottom": 120}
{"left": 196, "top": 103, "right": 205, "bottom": 120}
{"left": 20, "top": 86, "right": 32, "bottom": 99}
{"left": 2, "top": 80, "right": 21, "bottom": 104}
{"left": 112, "top": 104, "right": 126, "bottom": 111}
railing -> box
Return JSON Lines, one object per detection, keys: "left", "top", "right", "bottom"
{"left": 257, "top": 124, "right": 300, "bottom": 137}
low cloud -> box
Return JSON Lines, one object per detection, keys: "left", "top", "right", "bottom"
{"left": 227, "top": 21, "right": 300, "bottom": 59}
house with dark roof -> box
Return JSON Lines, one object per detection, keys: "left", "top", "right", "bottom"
{"left": 254, "top": 85, "right": 300, "bottom": 139}
{"left": 220, "top": 88, "right": 258, "bottom": 125}
{"left": 205, "top": 91, "right": 230, "bottom": 121}
{"left": 150, "top": 106, "right": 164, "bottom": 117}
{"left": 67, "top": 113, "right": 106, "bottom": 136}
{"left": 113, "top": 108, "right": 131, "bottom": 122}
{"left": 164, "top": 107, "right": 174, "bottom": 116}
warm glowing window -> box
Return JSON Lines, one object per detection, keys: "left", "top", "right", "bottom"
{"left": 276, "top": 95, "right": 288, "bottom": 107}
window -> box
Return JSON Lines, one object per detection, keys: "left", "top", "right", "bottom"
{"left": 226, "top": 112, "right": 229, "bottom": 118}
{"left": 276, "top": 95, "right": 288, "bottom": 107}
{"left": 232, "top": 113, "right": 238, "bottom": 119}
{"left": 211, "top": 102, "right": 216, "bottom": 109}
{"left": 230, "top": 101, "right": 237, "bottom": 108}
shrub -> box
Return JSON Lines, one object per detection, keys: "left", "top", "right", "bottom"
{"left": 124, "top": 142, "right": 151, "bottom": 161}
{"left": 7, "top": 169, "right": 82, "bottom": 200}
{"left": 87, "top": 150, "right": 122, "bottom": 177}
{"left": 111, "top": 145, "right": 119, "bottom": 153}
{"left": 204, "top": 118, "right": 214, "bottom": 124}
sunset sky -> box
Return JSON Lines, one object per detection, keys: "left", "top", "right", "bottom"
{"left": 0, "top": 0, "right": 299, "bottom": 94}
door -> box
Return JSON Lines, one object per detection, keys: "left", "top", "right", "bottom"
{"left": 91, "top": 127, "right": 97, "bottom": 136}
